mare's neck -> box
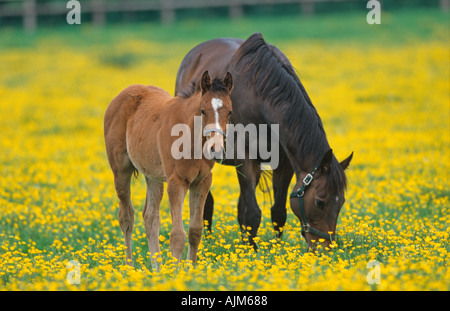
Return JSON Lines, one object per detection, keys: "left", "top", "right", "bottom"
{"left": 265, "top": 98, "right": 330, "bottom": 177}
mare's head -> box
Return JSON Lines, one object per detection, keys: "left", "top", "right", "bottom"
{"left": 199, "top": 71, "right": 233, "bottom": 159}
{"left": 290, "top": 149, "right": 353, "bottom": 250}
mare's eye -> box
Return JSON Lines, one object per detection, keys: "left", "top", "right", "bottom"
{"left": 228, "top": 110, "right": 233, "bottom": 116}
{"left": 201, "top": 109, "right": 205, "bottom": 115}
{"left": 315, "top": 199, "right": 325, "bottom": 209}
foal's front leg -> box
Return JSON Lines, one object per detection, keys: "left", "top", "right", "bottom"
{"left": 187, "top": 173, "right": 212, "bottom": 265}
{"left": 142, "top": 178, "right": 164, "bottom": 271}
{"left": 167, "top": 176, "right": 189, "bottom": 261}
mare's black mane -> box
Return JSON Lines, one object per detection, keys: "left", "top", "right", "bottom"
{"left": 233, "top": 33, "right": 347, "bottom": 193}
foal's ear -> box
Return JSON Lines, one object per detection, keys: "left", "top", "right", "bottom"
{"left": 340, "top": 151, "right": 353, "bottom": 170}
{"left": 320, "top": 149, "right": 333, "bottom": 172}
{"left": 201, "top": 71, "right": 211, "bottom": 94}
{"left": 224, "top": 72, "right": 233, "bottom": 93}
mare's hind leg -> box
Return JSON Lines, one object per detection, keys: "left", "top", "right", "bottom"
{"left": 187, "top": 173, "right": 212, "bottom": 265}
{"left": 112, "top": 157, "right": 135, "bottom": 266}
{"left": 271, "top": 152, "right": 294, "bottom": 237}
{"left": 142, "top": 177, "right": 164, "bottom": 271}
{"left": 236, "top": 159, "right": 261, "bottom": 249}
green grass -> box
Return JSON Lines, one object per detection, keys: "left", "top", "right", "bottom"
{"left": 0, "top": 8, "right": 448, "bottom": 50}
{"left": 0, "top": 8, "right": 448, "bottom": 290}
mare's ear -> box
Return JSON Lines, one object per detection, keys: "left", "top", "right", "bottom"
{"left": 224, "top": 72, "right": 233, "bottom": 93}
{"left": 340, "top": 152, "right": 353, "bottom": 170}
{"left": 201, "top": 71, "right": 211, "bottom": 94}
{"left": 320, "top": 149, "right": 333, "bottom": 172}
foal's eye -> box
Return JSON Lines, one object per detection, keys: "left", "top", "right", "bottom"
{"left": 228, "top": 110, "right": 233, "bottom": 116}
{"left": 315, "top": 199, "right": 325, "bottom": 209}
{"left": 201, "top": 109, "right": 205, "bottom": 115}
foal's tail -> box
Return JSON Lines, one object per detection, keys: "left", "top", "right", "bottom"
{"left": 259, "top": 169, "right": 273, "bottom": 207}
{"left": 131, "top": 166, "right": 139, "bottom": 179}
{"left": 104, "top": 84, "right": 150, "bottom": 182}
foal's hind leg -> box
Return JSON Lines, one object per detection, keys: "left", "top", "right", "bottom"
{"left": 142, "top": 177, "right": 164, "bottom": 271}
{"left": 187, "top": 173, "right": 212, "bottom": 265}
{"left": 113, "top": 158, "right": 135, "bottom": 266}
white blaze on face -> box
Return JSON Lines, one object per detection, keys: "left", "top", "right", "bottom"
{"left": 211, "top": 98, "right": 223, "bottom": 130}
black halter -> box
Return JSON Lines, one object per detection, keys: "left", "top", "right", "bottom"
{"left": 289, "top": 166, "right": 335, "bottom": 241}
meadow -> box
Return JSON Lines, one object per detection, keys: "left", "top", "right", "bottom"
{"left": 0, "top": 9, "right": 449, "bottom": 291}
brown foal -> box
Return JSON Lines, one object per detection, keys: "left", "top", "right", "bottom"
{"left": 104, "top": 71, "right": 233, "bottom": 270}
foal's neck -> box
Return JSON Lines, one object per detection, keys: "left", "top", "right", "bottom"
{"left": 176, "top": 92, "right": 202, "bottom": 115}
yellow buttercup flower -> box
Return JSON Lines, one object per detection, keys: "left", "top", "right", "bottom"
{"left": 0, "top": 13, "right": 448, "bottom": 290}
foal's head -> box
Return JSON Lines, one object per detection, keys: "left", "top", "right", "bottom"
{"left": 290, "top": 149, "right": 353, "bottom": 250}
{"left": 199, "top": 71, "right": 233, "bottom": 159}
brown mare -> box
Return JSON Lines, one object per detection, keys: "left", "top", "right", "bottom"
{"left": 104, "top": 71, "right": 233, "bottom": 269}
{"left": 175, "top": 33, "right": 353, "bottom": 250}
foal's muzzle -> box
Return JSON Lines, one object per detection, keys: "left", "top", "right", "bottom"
{"left": 203, "top": 127, "right": 226, "bottom": 160}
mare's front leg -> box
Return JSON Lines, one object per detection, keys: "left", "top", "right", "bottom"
{"left": 270, "top": 151, "right": 294, "bottom": 237}
{"left": 202, "top": 191, "right": 214, "bottom": 232}
{"left": 187, "top": 172, "right": 212, "bottom": 264}
{"left": 167, "top": 176, "right": 189, "bottom": 261}
{"left": 236, "top": 159, "right": 261, "bottom": 249}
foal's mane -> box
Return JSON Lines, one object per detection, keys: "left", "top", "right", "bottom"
{"left": 232, "top": 33, "right": 347, "bottom": 193}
